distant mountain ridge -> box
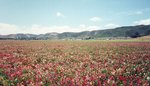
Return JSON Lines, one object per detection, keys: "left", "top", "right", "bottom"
{"left": 0, "top": 25, "right": 150, "bottom": 40}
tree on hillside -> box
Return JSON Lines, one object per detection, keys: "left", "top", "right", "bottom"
{"left": 131, "top": 32, "right": 141, "bottom": 38}
{"left": 125, "top": 31, "right": 141, "bottom": 38}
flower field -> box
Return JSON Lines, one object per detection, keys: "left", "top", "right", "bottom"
{"left": 0, "top": 40, "right": 150, "bottom": 86}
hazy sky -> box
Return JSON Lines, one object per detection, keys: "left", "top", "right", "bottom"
{"left": 0, "top": 0, "right": 150, "bottom": 34}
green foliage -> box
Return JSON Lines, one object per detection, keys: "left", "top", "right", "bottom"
{"left": 0, "top": 68, "right": 11, "bottom": 86}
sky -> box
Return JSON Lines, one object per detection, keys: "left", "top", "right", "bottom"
{"left": 0, "top": 0, "right": 150, "bottom": 35}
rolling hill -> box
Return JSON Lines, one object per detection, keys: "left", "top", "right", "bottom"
{"left": 0, "top": 25, "right": 150, "bottom": 40}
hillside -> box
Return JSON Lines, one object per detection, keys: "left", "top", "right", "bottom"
{"left": 136, "top": 35, "right": 150, "bottom": 40}
{"left": 0, "top": 25, "right": 150, "bottom": 40}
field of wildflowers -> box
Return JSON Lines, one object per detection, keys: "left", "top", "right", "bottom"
{"left": 0, "top": 40, "right": 150, "bottom": 86}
